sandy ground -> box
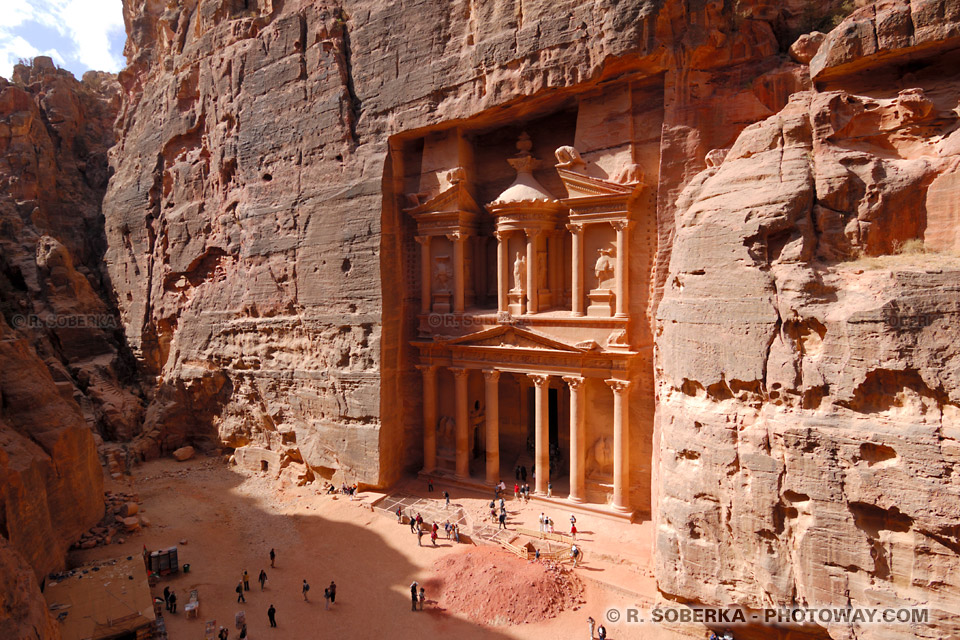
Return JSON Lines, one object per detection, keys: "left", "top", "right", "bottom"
{"left": 70, "top": 457, "right": 699, "bottom": 640}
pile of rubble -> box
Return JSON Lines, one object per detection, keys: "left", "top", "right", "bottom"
{"left": 71, "top": 491, "right": 150, "bottom": 550}
{"left": 429, "top": 546, "right": 584, "bottom": 625}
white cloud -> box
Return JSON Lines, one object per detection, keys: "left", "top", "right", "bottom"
{"left": 0, "top": 0, "right": 125, "bottom": 79}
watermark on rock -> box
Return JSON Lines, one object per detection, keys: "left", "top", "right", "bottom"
{"left": 10, "top": 313, "right": 119, "bottom": 330}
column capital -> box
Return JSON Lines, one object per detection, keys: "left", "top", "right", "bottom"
{"left": 562, "top": 375, "right": 585, "bottom": 390}
{"left": 606, "top": 378, "right": 631, "bottom": 393}
{"left": 611, "top": 219, "right": 633, "bottom": 232}
{"left": 527, "top": 373, "right": 550, "bottom": 387}
{"left": 482, "top": 369, "right": 501, "bottom": 382}
{"left": 494, "top": 229, "right": 509, "bottom": 242}
{"left": 414, "top": 235, "right": 432, "bottom": 246}
{"left": 415, "top": 363, "right": 438, "bottom": 373}
{"left": 446, "top": 231, "right": 467, "bottom": 242}
{"left": 565, "top": 222, "right": 583, "bottom": 235}
{"left": 450, "top": 367, "right": 470, "bottom": 379}
{"left": 524, "top": 228, "right": 541, "bottom": 239}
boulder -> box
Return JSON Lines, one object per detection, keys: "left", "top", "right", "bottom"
{"left": 172, "top": 446, "right": 195, "bottom": 461}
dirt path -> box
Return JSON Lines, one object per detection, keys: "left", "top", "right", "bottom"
{"left": 70, "top": 457, "right": 694, "bottom": 640}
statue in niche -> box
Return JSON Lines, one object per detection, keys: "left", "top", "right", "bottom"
{"left": 587, "top": 436, "right": 613, "bottom": 477}
{"left": 437, "top": 415, "right": 455, "bottom": 452}
{"left": 594, "top": 248, "right": 615, "bottom": 289}
{"left": 537, "top": 252, "right": 547, "bottom": 290}
{"left": 512, "top": 252, "right": 526, "bottom": 292}
{"left": 434, "top": 255, "right": 452, "bottom": 292}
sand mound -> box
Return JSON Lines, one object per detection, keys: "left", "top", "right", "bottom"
{"left": 427, "top": 546, "right": 583, "bottom": 625}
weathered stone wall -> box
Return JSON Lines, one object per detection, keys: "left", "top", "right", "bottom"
{"left": 655, "top": 3, "right": 960, "bottom": 638}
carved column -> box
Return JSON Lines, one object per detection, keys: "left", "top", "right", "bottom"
{"left": 528, "top": 373, "right": 550, "bottom": 494}
{"left": 452, "top": 367, "right": 470, "bottom": 478}
{"left": 612, "top": 221, "right": 631, "bottom": 318}
{"left": 483, "top": 369, "right": 501, "bottom": 485}
{"left": 415, "top": 236, "right": 432, "bottom": 314}
{"left": 567, "top": 223, "right": 584, "bottom": 316}
{"left": 563, "top": 376, "right": 585, "bottom": 502}
{"left": 495, "top": 231, "right": 508, "bottom": 315}
{"left": 448, "top": 233, "right": 466, "bottom": 314}
{"left": 606, "top": 378, "right": 631, "bottom": 512}
{"left": 417, "top": 364, "right": 438, "bottom": 472}
{"left": 526, "top": 229, "right": 539, "bottom": 314}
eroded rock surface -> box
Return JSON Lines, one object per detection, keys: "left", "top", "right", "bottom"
{"left": 656, "top": 3, "right": 960, "bottom": 638}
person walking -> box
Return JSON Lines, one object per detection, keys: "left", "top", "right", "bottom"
{"left": 571, "top": 544, "right": 581, "bottom": 568}
{"left": 547, "top": 481, "right": 553, "bottom": 498}
{"left": 163, "top": 586, "right": 171, "bottom": 612}
{"left": 409, "top": 512, "right": 417, "bottom": 533}
{"left": 431, "top": 528, "right": 438, "bottom": 546}
{"left": 323, "top": 586, "right": 331, "bottom": 610}
{"left": 302, "top": 579, "right": 310, "bottom": 602}
{"left": 243, "top": 570, "right": 250, "bottom": 591}
{"left": 571, "top": 522, "right": 577, "bottom": 539}
{"left": 498, "top": 510, "right": 507, "bottom": 530}
{"left": 417, "top": 527, "right": 424, "bottom": 546}
{"left": 396, "top": 505, "right": 403, "bottom": 523}
{"left": 238, "top": 623, "right": 247, "bottom": 640}
{"left": 453, "top": 523, "right": 460, "bottom": 543}
{"left": 443, "top": 490, "right": 450, "bottom": 509}
{"left": 587, "top": 615, "right": 595, "bottom": 638}
{"left": 410, "top": 581, "right": 419, "bottom": 611}
{"left": 259, "top": 569, "right": 267, "bottom": 590}
{"left": 328, "top": 581, "right": 336, "bottom": 605}
{"left": 269, "top": 548, "right": 276, "bottom": 568}
{"left": 427, "top": 477, "right": 434, "bottom": 492}
{"left": 539, "top": 512, "right": 545, "bottom": 532}
{"left": 168, "top": 590, "right": 177, "bottom": 613}
{"left": 267, "top": 604, "right": 277, "bottom": 627}
{"left": 236, "top": 582, "right": 245, "bottom": 603}
{"left": 597, "top": 624, "right": 607, "bottom": 639}
{"left": 444, "top": 520, "right": 451, "bottom": 539}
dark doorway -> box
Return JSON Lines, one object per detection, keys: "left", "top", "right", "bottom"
{"left": 548, "top": 388, "right": 559, "bottom": 448}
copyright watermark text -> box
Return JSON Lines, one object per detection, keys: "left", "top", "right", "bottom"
{"left": 604, "top": 606, "right": 930, "bottom": 625}
{"left": 10, "top": 313, "right": 119, "bottom": 330}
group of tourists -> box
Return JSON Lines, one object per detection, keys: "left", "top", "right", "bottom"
{"left": 404, "top": 510, "right": 461, "bottom": 546}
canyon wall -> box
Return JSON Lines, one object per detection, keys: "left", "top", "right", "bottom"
{"left": 656, "top": 2, "right": 960, "bottom": 638}
{"left": 0, "top": 59, "right": 134, "bottom": 638}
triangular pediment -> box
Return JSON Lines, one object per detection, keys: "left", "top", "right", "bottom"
{"left": 557, "top": 167, "right": 634, "bottom": 199}
{"left": 445, "top": 326, "right": 584, "bottom": 352}
{"left": 404, "top": 182, "right": 480, "bottom": 215}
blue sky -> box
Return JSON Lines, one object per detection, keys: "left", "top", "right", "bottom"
{"left": 0, "top": 0, "right": 126, "bottom": 80}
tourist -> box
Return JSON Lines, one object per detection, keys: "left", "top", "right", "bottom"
{"left": 498, "top": 510, "right": 507, "bottom": 529}
{"left": 267, "top": 604, "right": 277, "bottom": 627}
{"left": 238, "top": 623, "right": 247, "bottom": 640}
{"left": 520, "top": 465, "right": 527, "bottom": 482}
{"left": 328, "top": 581, "right": 337, "bottom": 605}
{"left": 571, "top": 523, "right": 577, "bottom": 539}
{"left": 269, "top": 547, "right": 276, "bottom": 568}
{"left": 236, "top": 582, "right": 245, "bottom": 603}
{"left": 416, "top": 513, "right": 424, "bottom": 531}
{"left": 410, "top": 581, "right": 419, "bottom": 611}
{"left": 587, "top": 615, "right": 595, "bottom": 638}
{"left": 168, "top": 590, "right": 177, "bottom": 613}
{"left": 571, "top": 544, "right": 581, "bottom": 568}
{"left": 396, "top": 505, "right": 402, "bottom": 522}
{"left": 570, "top": 514, "right": 577, "bottom": 528}
{"left": 547, "top": 481, "right": 553, "bottom": 497}
{"left": 535, "top": 548, "right": 541, "bottom": 561}
{"left": 302, "top": 579, "right": 310, "bottom": 601}
{"left": 514, "top": 482, "right": 520, "bottom": 499}
{"left": 499, "top": 497, "right": 505, "bottom": 510}
{"left": 428, "top": 477, "right": 434, "bottom": 492}
{"left": 258, "top": 569, "right": 267, "bottom": 590}
{"left": 549, "top": 517, "right": 555, "bottom": 533}
{"left": 417, "top": 527, "right": 424, "bottom": 546}
{"left": 163, "top": 586, "right": 171, "bottom": 611}
{"left": 409, "top": 512, "right": 417, "bottom": 533}
{"left": 431, "top": 528, "right": 438, "bottom": 545}
{"left": 597, "top": 623, "right": 606, "bottom": 639}
{"left": 444, "top": 520, "right": 451, "bottom": 538}
{"left": 432, "top": 521, "right": 439, "bottom": 534}
{"left": 324, "top": 586, "right": 331, "bottom": 610}
{"left": 443, "top": 490, "right": 450, "bottom": 509}
{"left": 453, "top": 523, "right": 460, "bottom": 543}
{"left": 243, "top": 570, "right": 250, "bottom": 591}
{"left": 539, "top": 512, "right": 545, "bottom": 532}
{"left": 418, "top": 586, "right": 426, "bottom": 610}
{"left": 218, "top": 626, "right": 228, "bottom": 640}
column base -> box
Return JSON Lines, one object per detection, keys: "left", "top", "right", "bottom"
{"left": 612, "top": 501, "right": 632, "bottom": 514}
{"left": 568, "top": 494, "right": 585, "bottom": 504}
{"left": 614, "top": 313, "right": 629, "bottom": 319}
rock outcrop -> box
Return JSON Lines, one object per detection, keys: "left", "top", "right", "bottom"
{"left": 656, "top": 2, "right": 960, "bottom": 638}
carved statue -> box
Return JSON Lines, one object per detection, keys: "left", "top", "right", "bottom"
{"left": 587, "top": 436, "right": 613, "bottom": 476}
{"left": 437, "top": 415, "right": 455, "bottom": 452}
{"left": 513, "top": 252, "right": 526, "bottom": 292}
{"left": 554, "top": 145, "right": 584, "bottom": 167}
{"left": 594, "top": 248, "right": 615, "bottom": 288}
{"left": 434, "top": 255, "right": 452, "bottom": 292}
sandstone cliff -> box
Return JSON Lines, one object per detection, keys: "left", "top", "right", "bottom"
{"left": 656, "top": 2, "right": 960, "bottom": 638}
